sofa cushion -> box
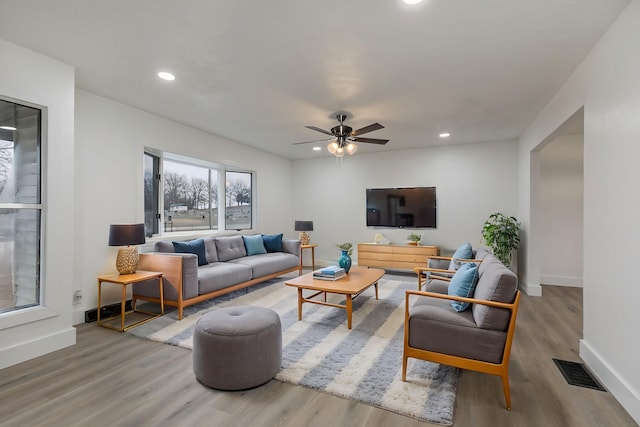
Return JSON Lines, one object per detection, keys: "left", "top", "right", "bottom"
{"left": 448, "top": 242, "right": 473, "bottom": 271}
{"left": 448, "top": 262, "right": 479, "bottom": 312}
{"left": 214, "top": 235, "right": 247, "bottom": 261}
{"left": 202, "top": 237, "right": 218, "bottom": 263}
{"left": 197, "top": 262, "right": 252, "bottom": 294}
{"left": 155, "top": 240, "right": 175, "bottom": 253}
{"left": 173, "top": 239, "right": 208, "bottom": 266}
{"left": 243, "top": 234, "right": 267, "bottom": 256}
{"left": 262, "top": 233, "right": 284, "bottom": 253}
{"left": 230, "top": 252, "right": 298, "bottom": 278}
{"left": 472, "top": 254, "right": 518, "bottom": 330}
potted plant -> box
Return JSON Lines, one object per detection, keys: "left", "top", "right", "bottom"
{"left": 481, "top": 213, "right": 520, "bottom": 267}
{"left": 407, "top": 233, "right": 421, "bottom": 246}
{"left": 336, "top": 242, "right": 353, "bottom": 273}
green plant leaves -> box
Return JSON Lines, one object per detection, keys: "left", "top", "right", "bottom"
{"left": 481, "top": 213, "right": 520, "bottom": 266}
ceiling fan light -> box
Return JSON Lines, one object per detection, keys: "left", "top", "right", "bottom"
{"left": 327, "top": 141, "right": 339, "bottom": 154}
{"left": 346, "top": 142, "right": 358, "bottom": 155}
{"left": 335, "top": 146, "right": 345, "bottom": 157}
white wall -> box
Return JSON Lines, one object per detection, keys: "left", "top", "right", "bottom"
{"left": 0, "top": 39, "right": 76, "bottom": 368}
{"left": 518, "top": 0, "right": 640, "bottom": 421}
{"left": 539, "top": 134, "right": 584, "bottom": 287}
{"left": 73, "top": 90, "right": 294, "bottom": 322}
{"left": 292, "top": 140, "right": 518, "bottom": 265}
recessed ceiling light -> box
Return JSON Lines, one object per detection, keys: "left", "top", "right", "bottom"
{"left": 157, "top": 71, "right": 175, "bottom": 81}
{"left": 312, "top": 146, "right": 321, "bottom": 151}
{"left": 439, "top": 132, "right": 450, "bottom": 138}
{"left": 0, "top": 125, "right": 17, "bottom": 131}
{"left": 403, "top": 0, "right": 423, "bottom": 4}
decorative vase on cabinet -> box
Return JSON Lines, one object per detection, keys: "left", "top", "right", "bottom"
{"left": 338, "top": 250, "right": 352, "bottom": 273}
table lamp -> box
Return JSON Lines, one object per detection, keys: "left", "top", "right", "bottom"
{"left": 294, "top": 220, "right": 313, "bottom": 245}
{"left": 108, "top": 223, "right": 146, "bottom": 274}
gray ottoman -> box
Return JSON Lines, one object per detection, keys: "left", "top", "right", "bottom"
{"left": 193, "top": 305, "right": 282, "bottom": 390}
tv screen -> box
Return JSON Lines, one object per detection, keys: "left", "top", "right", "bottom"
{"left": 366, "top": 187, "right": 436, "bottom": 228}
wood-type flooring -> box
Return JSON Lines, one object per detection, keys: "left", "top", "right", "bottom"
{"left": 0, "top": 279, "right": 636, "bottom": 426}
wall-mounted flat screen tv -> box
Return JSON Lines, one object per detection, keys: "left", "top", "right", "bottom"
{"left": 366, "top": 187, "right": 436, "bottom": 228}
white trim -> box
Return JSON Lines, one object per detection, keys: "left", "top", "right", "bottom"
{"left": 0, "top": 305, "right": 57, "bottom": 330}
{"left": 0, "top": 327, "right": 75, "bottom": 370}
{"left": 540, "top": 274, "right": 583, "bottom": 287}
{"left": 72, "top": 308, "right": 85, "bottom": 325}
{"left": 580, "top": 339, "right": 640, "bottom": 424}
{"left": 521, "top": 281, "right": 542, "bottom": 296}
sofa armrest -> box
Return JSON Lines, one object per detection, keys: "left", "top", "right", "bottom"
{"left": 137, "top": 252, "right": 199, "bottom": 300}
{"left": 283, "top": 239, "right": 301, "bottom": 258}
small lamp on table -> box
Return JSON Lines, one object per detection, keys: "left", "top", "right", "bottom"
{"left": 108, "top": 223, "right": 146, "bottom": 275}
{"left": 295, "top": 221, "right": 313, "bottom": 245}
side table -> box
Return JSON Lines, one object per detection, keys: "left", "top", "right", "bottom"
{"left": 300, "top": 244, "right": 318, "bottom": 274}
{"left": 97, "top": 270, "right": 164, "bottom": 332}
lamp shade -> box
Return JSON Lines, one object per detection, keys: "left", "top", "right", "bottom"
{"left": 294, "top": 221, "right": 314, "bottom": 232}
{"left": 108, "top": 224, "right": 146, "bottom": 246}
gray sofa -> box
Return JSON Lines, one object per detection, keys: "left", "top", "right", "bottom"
{"left": 133, "top": 235, "right": 301, "bottom": 319}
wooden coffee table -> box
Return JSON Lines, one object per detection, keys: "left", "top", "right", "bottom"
{"left": 284, "top": 266, "right": 385, "bottom": 329}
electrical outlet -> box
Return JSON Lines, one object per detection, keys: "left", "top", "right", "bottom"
{"left": 73, "top": 290, "right": 82, "bottom": 305}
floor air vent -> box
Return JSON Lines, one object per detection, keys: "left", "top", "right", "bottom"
{"left": 553, "top": 359, "right": 606, "bottom": 391}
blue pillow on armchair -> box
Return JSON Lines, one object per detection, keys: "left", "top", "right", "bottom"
{"left": 172, "top": 239, "right": 208, "bottom": 266}
{"left": 448, "top": 242, "right": 473, "bottom": 271}
{"left": 447, "top": 262, "right": 479, "bottom": 312}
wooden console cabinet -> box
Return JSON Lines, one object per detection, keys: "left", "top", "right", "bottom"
{"left": 357, "top": 243, "right": 440, "bottom": 270}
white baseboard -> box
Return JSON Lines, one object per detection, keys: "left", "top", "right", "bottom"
{"left": 521, "top": 281, "right": 542, "bottom": 296}
{"left": 540, "top": 274, "right": 583, "bottom": 287}
{"left": 0, "top": 327, "right": 76, "bottom": 370}
{"left": 73, "top": 308, "right": 86, "bottom": 325}
{"left": 580, "top": 339, "right": 640, "bottom": 424}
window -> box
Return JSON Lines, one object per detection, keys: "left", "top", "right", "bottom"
{"left": 0, "top": 98, "right": 42, "bottom": 314}
{"left": 144, "top": 152, "right": 159, "bottom": 237}
{"left": 144, "top": 151, "right": 254, "bottom": 235}
{"left": 225, "top": 171, "right": 252, "bottom": 230}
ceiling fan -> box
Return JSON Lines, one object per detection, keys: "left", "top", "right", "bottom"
{"left": 293, "top": 114, "right": 389, "bottom": 157}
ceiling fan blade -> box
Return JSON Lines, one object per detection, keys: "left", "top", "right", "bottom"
{"left": 292, "top": 138, "right": 331, "bottom": 145}
{"left": 352, "top": 137, "right": 389, "bottom": 145}
{"left": 351, "top": 123, "right": 384, "bottom": 136}
{"left": 304, "top": 125, "right": 333, "bottom": 136}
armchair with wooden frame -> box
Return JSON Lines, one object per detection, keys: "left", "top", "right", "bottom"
{"left": 403, "top": 253, "right": 520, "bottom": 410}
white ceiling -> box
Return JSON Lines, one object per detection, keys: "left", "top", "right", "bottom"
{"left": 0, "top": 0, "right": 628, "bottom": 159}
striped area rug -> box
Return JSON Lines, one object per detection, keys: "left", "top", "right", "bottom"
{"left": 127, "top": 275, "right": 458, "bottom": 425}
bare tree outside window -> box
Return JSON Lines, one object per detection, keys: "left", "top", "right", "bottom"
{"left": 225, "top": 171, "right": 252, "bottom": 230}
{"left": 162, "top": 160, "right": 217, "bottom": 232}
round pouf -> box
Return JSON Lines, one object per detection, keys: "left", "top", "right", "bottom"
{"left": 193, "top": 306, "right": 282, "bottom": 390}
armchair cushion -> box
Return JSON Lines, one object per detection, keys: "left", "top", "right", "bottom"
{"left": 447, "top": 262, "right": 479, "bottom": 311}
{"left": 448, "top": 242, "right": 473, "bottom": 271}
{"left": 473, "top": 255, "right": 518, "bottom": 330}
{"left": 173, "top": 239, "right": 208, "bottom": 266}
{"left": 409, "top": 296, "right": 508, "bottom": 364}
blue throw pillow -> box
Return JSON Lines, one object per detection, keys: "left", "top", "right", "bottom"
{"left": 262, "top": 233, "right": 284, "bottom": 253}
{"left": 448, "top": 242, "right": 473, "bottom": 271}
{"left": 173, "top": 239, "right": 208, "bottom": 266}
{"left": 448, "top": 262, "right": 479, "bottom": 312}
{"left": 243, "top": 234, "right": 267, "bottom": 256}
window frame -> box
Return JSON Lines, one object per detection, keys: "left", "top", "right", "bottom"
{"left": 0, "top": 96, "right": 46, "bottom": 320}
{"left": 144, "top": 149, "right": 256, "bottom": 237}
